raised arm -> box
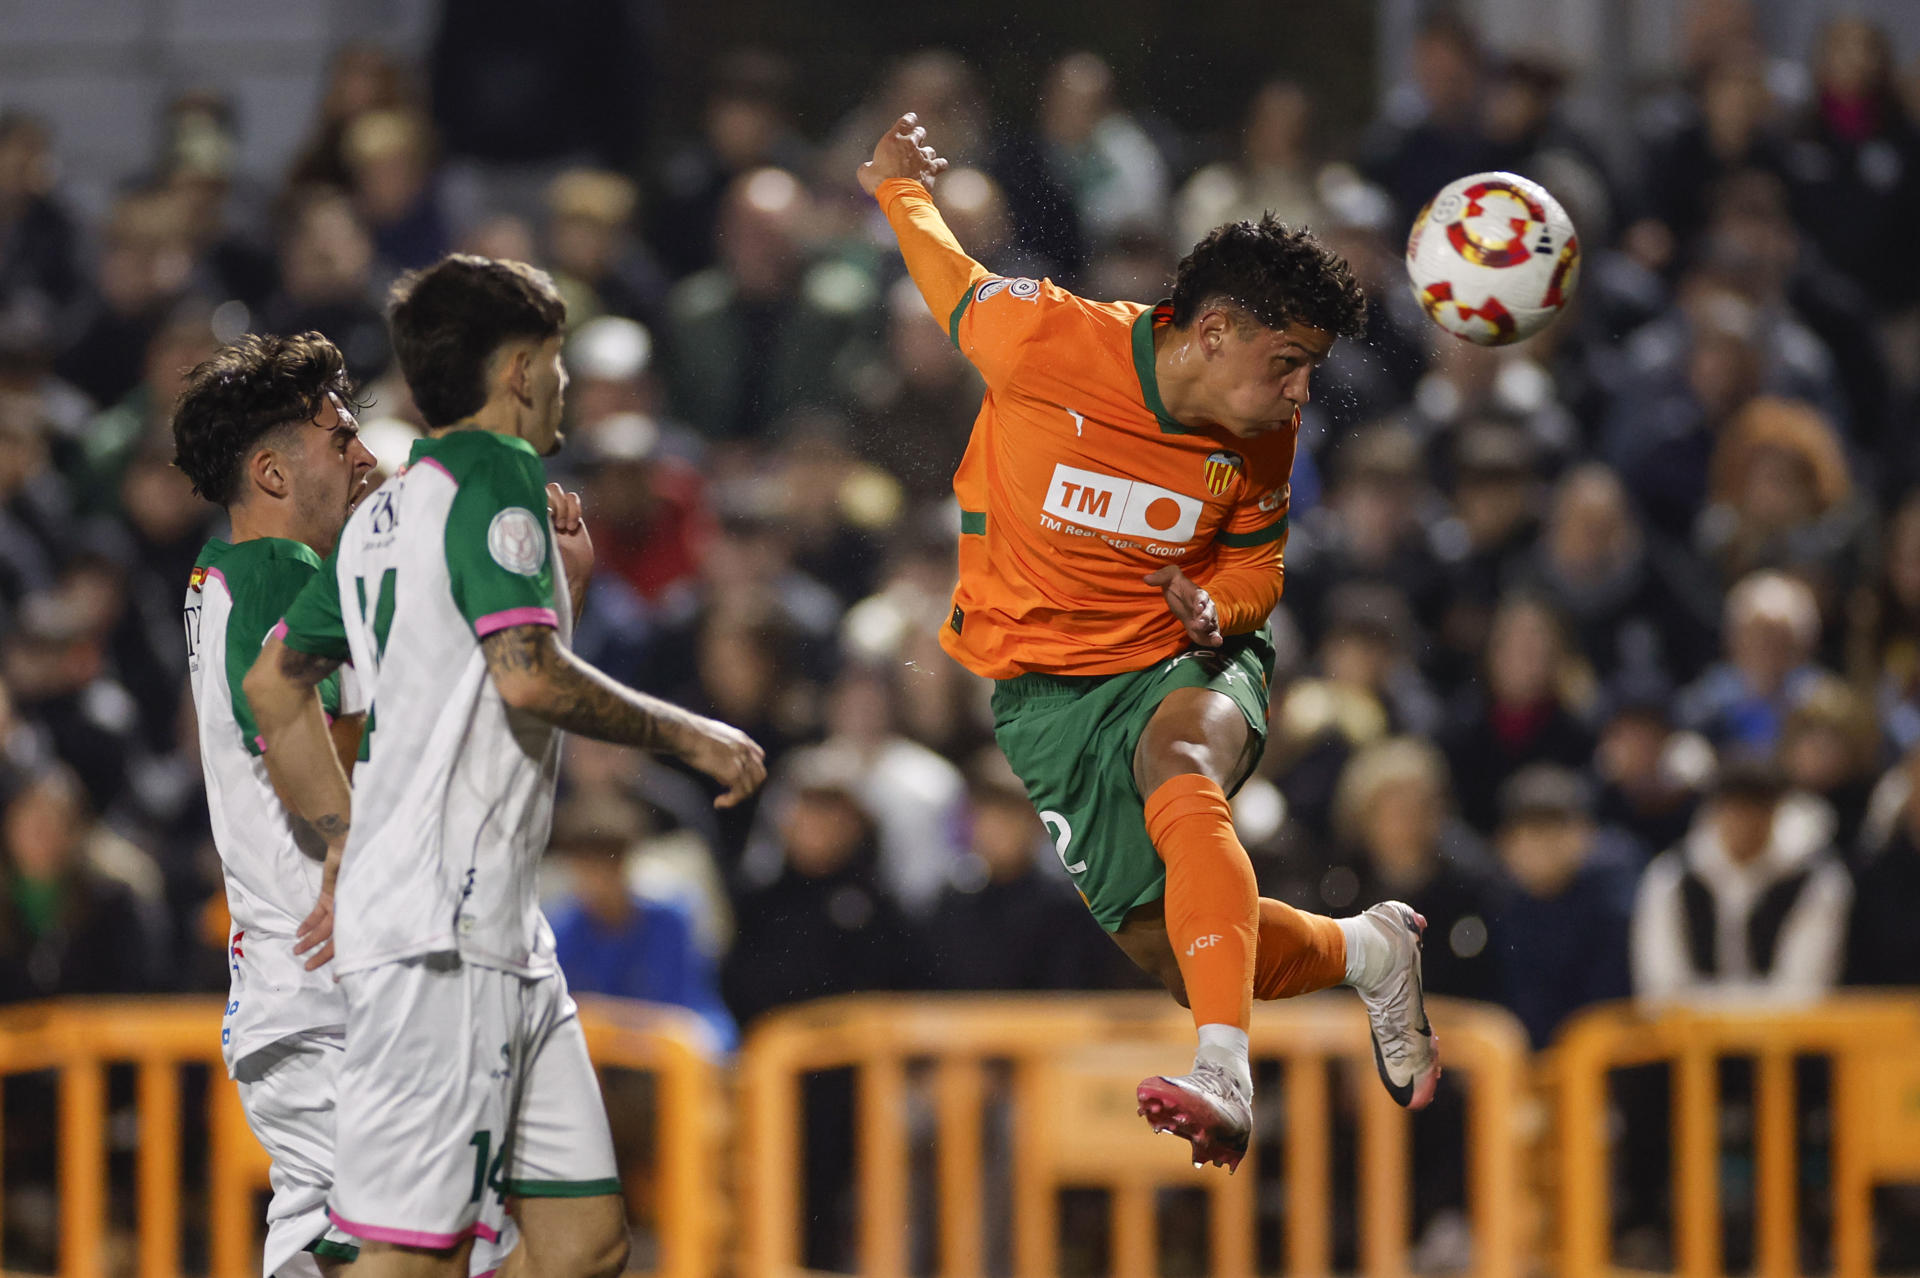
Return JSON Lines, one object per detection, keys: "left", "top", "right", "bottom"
{"left": 481, "top": 624, "right": 766, "bottom": 807}
{"left": 246, "top": 635, "right": 352, "bottom": 969}
{"left": 859, "top": 114, "right": 988, "bottom": 334}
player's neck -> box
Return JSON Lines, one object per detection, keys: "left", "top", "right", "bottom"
{"left": 227, "top": 499, "right": 305, "bottom": 549}
{"left": 1151, "top": 322, "right": 1209, "bottom": 430}
{"left": 447, "top": 398, "right": 533, "bottom": 446}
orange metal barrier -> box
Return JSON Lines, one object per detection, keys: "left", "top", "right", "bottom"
{"left": 738, "top": 991, "right": 1532, "bottom": 1278}
{"left": 1550, "top": 993, "right": 1920, "bottom": 1278}
{"left": 0, "top": 994, "right": 721, "bottom": 1278}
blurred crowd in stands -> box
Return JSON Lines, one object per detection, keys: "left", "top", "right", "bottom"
{"left": 1, "top": 2, "right": 1919, "bottom": 1245}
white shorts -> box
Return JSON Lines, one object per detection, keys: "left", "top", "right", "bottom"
{"left": 328, "top": 954, "right": 619, "bottom": 1252}
{"left": 236, "top": 1032, "right": 519, "bottom": 1277}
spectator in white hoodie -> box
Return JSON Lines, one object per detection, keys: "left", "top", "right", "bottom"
{"left": 1631, "top": 758, "right": 1851, "bottom": 1004}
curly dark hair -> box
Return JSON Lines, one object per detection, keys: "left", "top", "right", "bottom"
{"left": 171, "top": 332, "right": 362, "bottom": 507}
{"left": 387, "top": 254, "right": 566, "bottom": 429}
{"left": 1170, "top": 214, "right": 1368, "bottom": 339}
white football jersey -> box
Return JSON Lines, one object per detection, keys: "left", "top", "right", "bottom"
{"left": 280, "top": 429, "right": 570, "bottom": 979}
{"left": 186, "top": 537, "right": 355, "bottom": 1075}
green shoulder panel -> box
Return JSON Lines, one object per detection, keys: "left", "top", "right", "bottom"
{"left": 209, "top": 539, "right": 343, "bottom": 756}
{"left": 425, "top": 432, "right": 558, "bottom": 638}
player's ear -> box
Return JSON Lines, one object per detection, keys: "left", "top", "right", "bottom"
{"left": 249, "top": 443, "right": 290, "bottom": 501}
{"left": 503, "top": 343, "right": 535, "bottom": 407}
{"left": 1197, "top": 307, "right": 1234, "bottom": 357}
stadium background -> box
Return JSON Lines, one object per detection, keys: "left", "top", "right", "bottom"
{"left": 3, "top": 0, "right": 1920, "bottom": 1274}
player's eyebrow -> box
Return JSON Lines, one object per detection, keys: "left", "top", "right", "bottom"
{"left": 1274, "top": 342, "right": 1331, "bottom": 365}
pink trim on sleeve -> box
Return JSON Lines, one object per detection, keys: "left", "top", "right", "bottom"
{"left": 203, "top": 566, "right": 229, "bottom": 593}
{"left": 267, "top": 619, "right": 288, "bottom": 644}
{"left": 474, "top": 606, "right": 558, "bottom": 637}
{"left": 415, "top": 456, "right": 457, "bottom": 485}
{"left": 327, "top": 1210, "right": 500, "bottom": 1249}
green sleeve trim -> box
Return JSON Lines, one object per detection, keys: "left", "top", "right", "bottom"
{"left": 1217, "top": 515, "right": 1289, "bottom": 549}
{"left": 948, "top": 283, "right": 976, "bottom": 349}
{"left": 306, "top": 1237, "right": 361, "bottom": 1261}
{"left": 959, "top": 509, "right": 986, "bottom": 535}
{"left": 504, "top": 1177, "right": 623, "bottom": 1199}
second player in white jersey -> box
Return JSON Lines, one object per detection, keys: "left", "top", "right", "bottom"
{"left": 278, "top": 429, "right": 572, "bottom": 978}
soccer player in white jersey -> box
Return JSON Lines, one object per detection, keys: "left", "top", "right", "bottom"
{"left": 244, "top": 256, "right": 766, "bottom": 1278}
{"left": 173, "top": 332, "right": 386, "bottom": 1277}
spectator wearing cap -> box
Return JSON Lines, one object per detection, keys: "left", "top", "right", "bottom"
{"left": 1489, "top": 765, "right": 1638, "bottom": 1048}
{"left": 1594, "top": 670, "right": 1709, "bottom": 856}
{"left": 543, "top": 168, "right": 666, "bottom": 329}
{"left": 1517, "top": 463, "right": 1718, "bottom": 683}
{"left": 927, "top": 749, "right": 1135, "bottom": 992}
{"left": 1632, "top": 759, "right": 1851, "bottom": 1005}
{"left": 1679, "top": 570, "right": 1831, "bottom": 753}
{"left": 1441, "top": 594, "right": 1597, "bottom": 834}
{"left": 546, "top": 791, "right": 737, "bottom": 1054}
{"left": 1847, "top": 744, "right": 1920, "bottom": 986}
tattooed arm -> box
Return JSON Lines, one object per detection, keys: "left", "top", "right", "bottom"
{"left": 246, "top": 636, "right": 353, "bottom": 968}
{"left": 482, "top": 623, "right": 767, "bottom": 807}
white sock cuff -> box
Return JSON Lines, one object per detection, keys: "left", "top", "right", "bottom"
{"left": 1196, "top": 1023, "right": 1250, "bottom": 1057}
{"left": 1337, "top": 914, "right": 1389, "bottom": 990}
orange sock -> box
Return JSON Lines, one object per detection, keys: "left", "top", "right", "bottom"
{"left": 1253, "top": 898, "right": 1347, "bottom": 999}
{"left": 1144, "top": 774, "right": 1258, "bottom": 1033}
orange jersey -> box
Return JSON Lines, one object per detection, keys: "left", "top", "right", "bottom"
{"left": 876, "top": 178, "right": 1295, "bottom": 679}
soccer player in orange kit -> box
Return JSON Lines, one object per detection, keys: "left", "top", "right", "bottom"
{"left": 860, "top": 115, "right": 1441, "bottom": 1170}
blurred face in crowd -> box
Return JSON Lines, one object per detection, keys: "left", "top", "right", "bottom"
{"left": 1712, "top": 794, "right": 1776, "bottom": 865}
{"left": 969, "top": 791, "right": 1044, "bottom": 882}
{"left": 933, "top": 168, "right": 1013, "bottom": 260}
{"left": 1815, "top": 17, "right": 1889, "bottom": 101}
{"left": 123, "top": 445, "right": 206, "bottom": 546}
{"left": 1702, "top": 57, "right": 1771, "bottom": 159}
{"left": 696, "top": 620, "right": 778, "bottom": 723}
{"left": 1597, "top": 710, "right": 1670, "bottom": 794}
{"left": 1456, "top": 469, "right": 1534, "bottom": 550}
{"left": 706, "top": 91, "right": 785, "bottom": 171}
{"left": 1335, "top": 472, "right": 1417, "bottom": 562}
{"left": 1887, "top": 501, "right": 1920, "bottom": 613}
{"left": 1685, "top": 324, "right": 1761, "bottom": 427}
{"left": 781, "top": 789, "right": 870, "bottom": 879}
{"left": 1737, "top": 445, "right": 1820, "bottom": 531}
{"left": 4, "top": 772, "right": 83, "bottom": 881}
{"left": 281, "top": 193, "right": 375, "bottom": 304}
{"left": 719, "top": 169, "right": 805, "bottom": 300}
{"left": 99, "top": 190, "right": 194, "bottom": 316}
{"left": 1781, "top": 722, "right": 1856, "bottom": 792}
{"left": 1361, "top": 777, "right": 1442, "bottom": 887}
{"left": 1498, "top": 814, "right": 1591, "bottom": 898}
{"left": 1487, "top": 601, "right": 1559, "bottom": 707}
{"left": 1413, "top": 27, "right": 1480, "bottom": 123}
{"left": 1040, "top": 52, "right": 1115, "bottom": 147}
{"left": 1244, "top": 82, "right": 1311, "bottom": 169}
{"left": 1321, "top": 629, "right": 1394, "bottom": 696}
{"left": 1728, "top": 609, "right": 1807, "bottom": 694}
{"left": 1549, "top": 467, "right": 1636, "bottom": 582}
{"left": 0, "top": 117, "right": 56, "bottom": 208}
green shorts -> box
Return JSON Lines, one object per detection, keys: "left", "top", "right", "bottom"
{"left": 990, "top": 632, "right": 1275, "bottom": 932}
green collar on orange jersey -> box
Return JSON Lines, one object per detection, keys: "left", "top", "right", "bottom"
{"left": 1130, "top": 301, "right": 1194, "bottom": 435}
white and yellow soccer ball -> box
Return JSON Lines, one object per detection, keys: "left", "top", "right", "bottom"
{"left": 1404, "top": 171, "right": 1580, "bottom": 346}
